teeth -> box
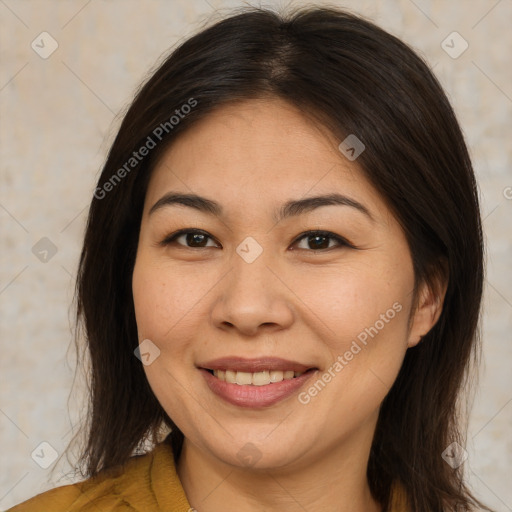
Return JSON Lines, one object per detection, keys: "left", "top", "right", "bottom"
{"left": 235, "top": 371, "right": 253, "bottom": 385}
{"left": 213, "top": 369, "right": 304, "bottom": 385}
{"left": 252, "top": 370, "right": 270, "bottom": 386}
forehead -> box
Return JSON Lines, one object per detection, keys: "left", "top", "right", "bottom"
{"left": 144, "top": 98, "right": 387, "bottom": 220}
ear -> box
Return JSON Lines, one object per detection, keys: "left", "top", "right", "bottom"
{"left": 407, "top": 271, "right": 448, "bottom": 348}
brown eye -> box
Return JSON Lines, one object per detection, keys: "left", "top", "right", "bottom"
{"left": 160, "top": 229, "right": 220, "bottom": 248}
{"left": 292, "top": 231, "right": 352, "bottom": 251}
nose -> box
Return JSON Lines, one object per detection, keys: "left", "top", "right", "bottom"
{"left": 210, "top": 248, "right": 295, "bottom": 337}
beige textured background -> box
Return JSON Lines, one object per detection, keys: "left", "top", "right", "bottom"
{"left": 0, "top": 0, "right": 511, "bottom": 510}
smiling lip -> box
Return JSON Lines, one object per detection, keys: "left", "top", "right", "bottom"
{"left": 198, "top": 356, "right": 315, "bottom": 373}
{"left": 198, "top": 357, "right": 318, "bottom": 408}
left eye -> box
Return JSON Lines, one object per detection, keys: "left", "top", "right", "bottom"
{"left": 292, "top": 230, "right": 350, "bottom": 251}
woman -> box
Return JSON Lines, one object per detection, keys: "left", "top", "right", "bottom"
{"left": 8, "top": 5, "right": 493, "bottom": 512}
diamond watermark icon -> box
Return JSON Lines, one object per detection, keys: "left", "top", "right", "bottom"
{"left": 441, "top": 32, "right": 468, "bottom": 59}
{"left": 236, "top": 442, "right": 262, "bottom": 467}
{"left": 31, "top": 441, "right": 58, "bottom": 469}
{"left": 441, "top": 442, "right": 468, "bottom": 468}
{"left": 236, "top": 236, "right": 263, "bottom": 264}
{"left": 32, "top": 237, "right": 58, "bottom": 263}
{"left": 338, "top": 134, "right": 365, "bottom": 161}
{"left": 134, "top": 338, "right": 161, "bottom": 366}
{"left": 31, "top": 31, "right": 59, "bottom": 59}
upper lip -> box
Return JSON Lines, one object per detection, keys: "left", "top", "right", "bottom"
{"left": 198, "top": 357, "right": 316, "bottom": 373}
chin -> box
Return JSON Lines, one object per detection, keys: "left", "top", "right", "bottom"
{"left": 198, "top": 432, "right": 310, "bottom": 471}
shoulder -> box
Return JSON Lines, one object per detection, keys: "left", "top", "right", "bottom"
{"left": 5, "top": 480, "right": 84, "bottom": 512}
{"left": 6, "top": 439, "right": 191, "bottom": 511}
{"left": 6, "top": 453, "right": 150, "bottom": 512}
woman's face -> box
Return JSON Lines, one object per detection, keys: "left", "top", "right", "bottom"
{"left": 132, "top": 97, "right": 434, "bottom": 470}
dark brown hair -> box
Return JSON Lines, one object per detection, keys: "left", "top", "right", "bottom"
{"left": 69, "top": 5, "right": 490, "bottom": 511}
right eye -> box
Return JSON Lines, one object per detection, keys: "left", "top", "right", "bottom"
{"left": 159, "top": 229, "right": 220, "bottom": 249}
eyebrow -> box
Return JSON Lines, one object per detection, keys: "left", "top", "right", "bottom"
{"left": 148, "top": 192, "right": 374, "bottom": 223}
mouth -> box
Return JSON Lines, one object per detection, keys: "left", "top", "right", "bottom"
{"left": 203, "top": 368, "right": 316, "bottom": 385}
{"left": 197, "top": 357, "right": 319, "bottom": 408}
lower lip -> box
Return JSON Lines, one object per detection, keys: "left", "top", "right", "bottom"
{"left": 199, "top": 368, "right": 317, "bottom": 408}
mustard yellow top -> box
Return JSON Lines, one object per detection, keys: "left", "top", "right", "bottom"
{"left": 7, "top": 439, "right": 410, "bottom": 511}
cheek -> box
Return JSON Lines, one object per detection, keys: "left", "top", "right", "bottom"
{"left": 291, "top": 262, "right": 409, "bottom": 346}
{"left": 290, "top": 259, "right": 413, "bottom": 401}
{"left": 132, "top": 256, "right": 201, "bottom": 418}
{"left": 132, "top": 256, "right": 201, "bottom": 342}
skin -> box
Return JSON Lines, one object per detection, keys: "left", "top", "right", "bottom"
{"left": 132, "top": 97, "right": 445, "bottom": 512}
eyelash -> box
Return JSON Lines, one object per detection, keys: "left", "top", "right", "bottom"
{"left": 159, "top": 228, "right": 355, "bottom": 251}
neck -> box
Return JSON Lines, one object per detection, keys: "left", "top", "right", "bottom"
{"left": 176, "top": 430, "right": 382, "bottom": 512}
